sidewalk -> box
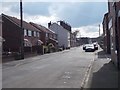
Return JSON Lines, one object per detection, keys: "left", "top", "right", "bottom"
{"left": 84, "top": 49, "right": 119, "bottom": 89}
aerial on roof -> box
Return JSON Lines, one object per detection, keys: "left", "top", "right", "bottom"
{"left": 2, "top": 13, "right": 40, "bottom": 32}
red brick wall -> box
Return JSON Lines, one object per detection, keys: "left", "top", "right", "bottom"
{"left": 2, "top": 15, "right": 21, "bottom": 52}
{"left": 108, "top": 1, "right": 120, "bottom": 68}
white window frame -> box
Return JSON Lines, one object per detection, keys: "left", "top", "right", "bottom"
{"left": 28, "top": 30, "right": 32, "bottom": 36}
{"left": 34, "top": 31, "right": 36, "bottom": 37}
{"left": 37, "top": 32, "right": 40, "bottom": 37}
{"left": 46, "top": 33, "right": 48, "bottom": 37}
{"left": 24, "top": 29, "right": 27, "bottom": 36}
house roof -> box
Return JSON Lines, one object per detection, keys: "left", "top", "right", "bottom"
{"left": 30, "top": 22, "right": 55, "bottom": 34}
{"left": 2, "top": 14, "right": 40, "bottom": 32}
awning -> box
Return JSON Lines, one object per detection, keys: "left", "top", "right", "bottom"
{"left": 49, "top": 38, "right": 58, "bottom": 43}
{"left": 37, "top": 39, "right": 43, "bottom": 45}
{"left": 24, "top": 38, "right": 32, "bottom": 47}
{"left": 38, "top": 40, "right": 43, "bottom": 44}
{"left": 24, "top": 38, "right": 29, "bottom": 42}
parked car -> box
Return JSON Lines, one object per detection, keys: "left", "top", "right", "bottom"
{"left": 93, "top": 42, "right": 98, "bottom": 50}
{"left": 83, "top": 45, "right": 86, "bottom": 50}
{"left": 84, "top": 44, "right": 95, "bottom": 52}
{"left": 83, "top": 44, "right": 87, "bottom": 50}
{"left": 83, "top": 44, "right": 89, "bottom": 50}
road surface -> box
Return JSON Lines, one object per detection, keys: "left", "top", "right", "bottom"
{"left": 2, "top": 46, "right": 96, "bottom": 88}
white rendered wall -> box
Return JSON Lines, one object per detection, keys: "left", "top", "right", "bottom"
{"left": 50, "top": 23, "right": 70, "bottom": 48}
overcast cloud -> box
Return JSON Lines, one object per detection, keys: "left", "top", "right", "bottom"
{"left": 1, "top": 1, "right": 108, "bottom": 38}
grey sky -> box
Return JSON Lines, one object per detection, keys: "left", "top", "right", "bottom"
{"left": 1, "top": 2, "right": 108, "bottom": 37}
{"left": 3, "top": 2, "right": 108, "bottom": 27}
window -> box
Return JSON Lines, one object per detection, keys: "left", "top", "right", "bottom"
{"left": 32, "top": 31, "right": 34, "bottom": 36}
{"left": 37, "top": 32, "right": 40, "bottom": 37}
{"left": 46, "top": 33, "right": 48, "bottom": 37}
{"left": 34, "top": 31, "right": 37, "bottom": 37}
{"left": 28, "top": 30, "right": 32, "bottom": 36}
{"left": 24, "top": 29, "right": 27, "bottom": 36}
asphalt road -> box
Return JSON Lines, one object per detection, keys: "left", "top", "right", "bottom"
{"left": 2, "top": 46, "right": 96, "bottom": 88}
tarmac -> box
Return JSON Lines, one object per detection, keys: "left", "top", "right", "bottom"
{"left": 1, "top": 47, "right": 119, "bottom": 89}
{"left": 83, "top": 48, "right": 119, "bottom": 89}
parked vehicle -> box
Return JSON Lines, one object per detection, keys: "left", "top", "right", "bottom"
{"left": 83, "top": 45, "right": 86, "bottom": 50}
{"left": 83, "top": 44, "right": 95, "bottom": 52}
{"left": 83, "top": 44, "right": 89, "bottom": 50}
{"left": 93, "top": 42, "right": 98, "bottom": 50}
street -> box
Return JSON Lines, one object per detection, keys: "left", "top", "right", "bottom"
{"left": 2, "top": 46, "right": 96, "bottom": 88}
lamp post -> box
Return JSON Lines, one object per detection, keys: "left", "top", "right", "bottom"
{"left": 20, "top": 0, "right": 24, "bottom": 59}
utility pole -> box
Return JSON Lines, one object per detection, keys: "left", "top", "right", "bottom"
{"left": 20, "top": 0, "right": 24, "bottom": 59}
{"left": 99, "top": 24, "right": 100, "bottom": 37}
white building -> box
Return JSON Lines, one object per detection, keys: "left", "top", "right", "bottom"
{"left": 49, "top": 21, "right": 71, "bottom": 49}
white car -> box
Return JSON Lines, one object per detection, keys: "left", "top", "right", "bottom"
{"left": 84, "top": 44, "right": 95, "bottom": 52}
{"left": 93, "top": 42, "right": 98, "bottom": 50}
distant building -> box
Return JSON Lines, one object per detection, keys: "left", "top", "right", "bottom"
{"left": 71, "top": 32, "right": 77, "bottom": 47}
{"left": 90, "top": 38, "right": 98, "bottom": 43}
{"left": 2, "top": 14, "right": 42, "bottom": 53}
{"left": 48, "top": 21, "right": 71, "bottom": 49}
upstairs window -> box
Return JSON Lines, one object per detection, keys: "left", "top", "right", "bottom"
{"left": 46, "top": 33, "right": 48, "bottom": 37}
{"left": 37, "top": 32, "right": 40, "bottom": 37}
{"left": 28, "top": 30, "right": 32, "bottom": 36}
{"left": 32, "top": 31, "right": 34, "bottom": 36}
{"left": 24, "top": 29, "right": 27, "bottom": 36}
{"left": 34, "top": 31, "right": 37, "bottom": 37}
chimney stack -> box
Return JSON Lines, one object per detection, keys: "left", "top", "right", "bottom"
{"left": 48, "top": 21, "right": 51, "bottom": 28}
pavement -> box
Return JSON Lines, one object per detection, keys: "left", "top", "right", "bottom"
{"left": 83, "top": 48, "right": 119, "bottom": 89}
{"left": 2, "top": 52, "right": 38, "bottom": 63}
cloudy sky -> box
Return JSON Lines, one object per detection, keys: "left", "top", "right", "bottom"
{"left": 1, "top": 0, "right": 108, "bottom": 38}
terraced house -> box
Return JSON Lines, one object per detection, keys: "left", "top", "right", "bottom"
{"left": 30, "top": 22, "right": 58, "bottom": 53}
{"left": 103, "top": 1, "right": 120, "bottom": 69}
{"left": 2, "top": 14, "right": 42, "bottom": 55}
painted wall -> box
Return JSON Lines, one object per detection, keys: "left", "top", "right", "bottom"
{"left": 49, "top": 23, "right": 70, "bottom": 48}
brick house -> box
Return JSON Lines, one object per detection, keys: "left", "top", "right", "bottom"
{"left": 30, "top": 22, "right": 58, "bottom": 52}
{"left": 102, "top": 13, "right": 111, "bottom": 54}
{"left": 107, "top": 1, "right": 120, "bottom": 69}
{"left": 2, "top": 14, "right": 42, "bottom": 54}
